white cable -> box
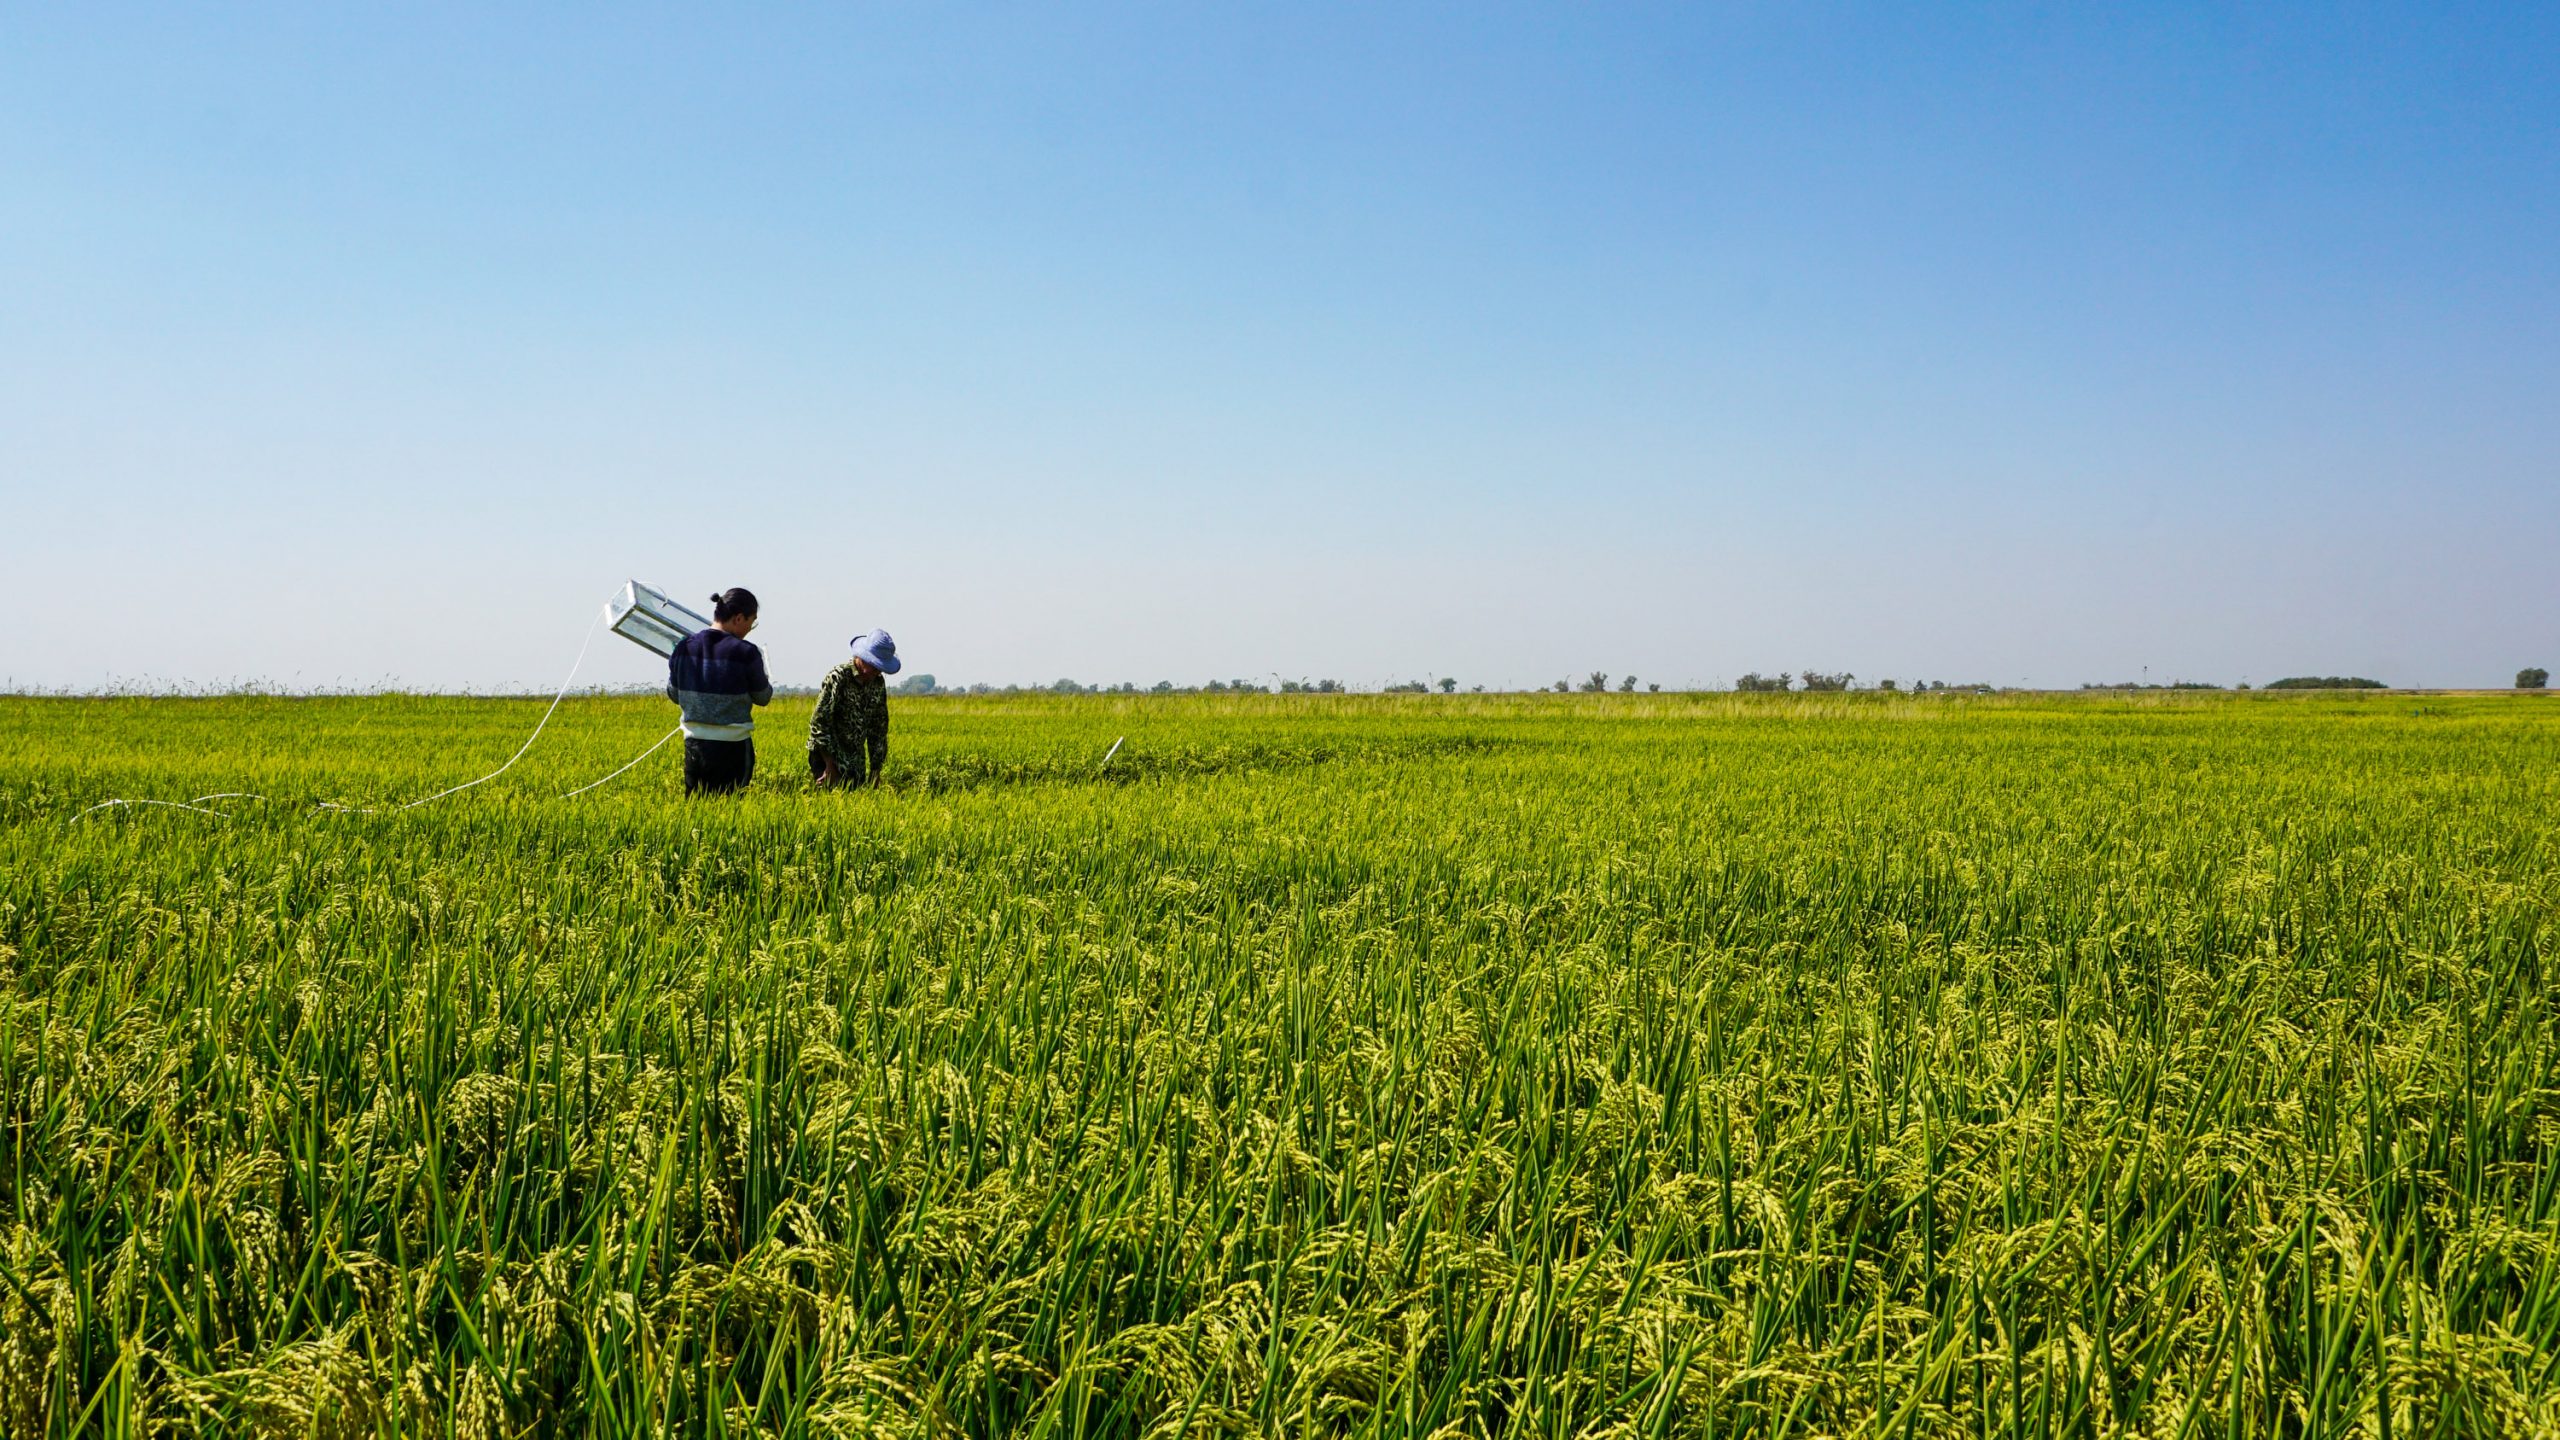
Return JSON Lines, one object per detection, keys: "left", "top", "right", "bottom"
{"left": 69, "top": 790, "right": 286, "bottom": 821}
{"left": 73, "top": 598, "right": 617, "bottom": 823}
{"left": 381, "top": 601, "right": 610, "bottom": 811}
{"left": 558, "top": 726, "right": 681, "bottom": 798}
{"left": 69, "top": 797, "right": 233, "bottom": 822}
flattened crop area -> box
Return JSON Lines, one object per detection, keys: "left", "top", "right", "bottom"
{"left": 3, "top": 692, "right": 2557, "bottom": 1436}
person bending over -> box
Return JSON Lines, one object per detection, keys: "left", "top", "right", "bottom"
{"left": 669, "top": 588, "right": 773, "bottom": 794}
{"left": 810, "top": 629, "right": 898, "bottom": 787}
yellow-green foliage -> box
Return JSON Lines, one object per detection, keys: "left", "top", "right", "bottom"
{"left": 2, "top": 691, "right": 2557, "bottom": 1436}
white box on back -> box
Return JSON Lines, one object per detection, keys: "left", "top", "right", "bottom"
{"left": 608, "top": 581, "right": 713, "bottom": 658}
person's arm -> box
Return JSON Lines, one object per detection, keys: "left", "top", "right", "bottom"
{"left": 809, "top": 670, "right": 850, "bottom": 780}
{"left": 845, "top": 681, "right": 876, "bottom": 784}
{"left": 747, "top": 644, "right": 774, "bottom": 707}
{"left": 865, "top": 685, "right": 889, "bottom": 784}
{"left": 806, "top": 670, "right": 832, "bottom": 728}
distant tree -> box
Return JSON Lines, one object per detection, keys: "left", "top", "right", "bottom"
{"left": 1879, "top": 678, "right": 1899, "bottom": 692}
{"left": 1152, "top": 680, "right": 1175, "bottom": 693}
{"left": 1800, "top": 670, "right": 1853, "bottom": 692}
{"left": 1618, "top": 675, "right": 1637, "bottom": 692}
{"left": 1050, "top": 678, "right": 1085, "bottom": 695}
{"left": 892, "top": 673, "right": 938, "bottom": 695}
{"left": 1438, "top": 676, "right": 1458, "bottom": 693}
{"left": 2519, "top": 667, "right": 2550, "bottom": 690}
{"left": 2266, "top": 676, "right": 2385, "bottom": 690}
{"left": 2086, "top": 679, "right": 2225, "bottom": 691}
{"left": 1553, "top": 679, "right": 1571, "bottom": 694}
{"left": 1383, "top": 680, "right": 1429, "bottom": 693}
{"left": 1647, "top": 682, "right": 1660, "bottom": 693}
{"left": 1735, "top": 672, "right": 1790, "bottom": 693}
{"left": 1315, "top": 679, "right": 1343, "bottom": 694}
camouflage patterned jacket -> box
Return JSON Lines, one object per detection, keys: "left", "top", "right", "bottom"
{"left": 807, "top": 661, "right": 889, "bottom": 784}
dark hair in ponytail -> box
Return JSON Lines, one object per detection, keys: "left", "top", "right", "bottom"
{"left": 711, "top": 587, "right": 759, "bottom": 623}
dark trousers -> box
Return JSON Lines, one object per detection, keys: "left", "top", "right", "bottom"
{"left": 683, "top": 737, "right": 755, "bottom": 795}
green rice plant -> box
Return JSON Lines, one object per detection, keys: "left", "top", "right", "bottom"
{"left": 1, "top": 690, "right": 2555, "bottom": 1436}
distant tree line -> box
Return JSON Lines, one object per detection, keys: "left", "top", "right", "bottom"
{"left": 2081, "top": 681, "right": 2228, "bottom": 691}
{"left": 1731, "top": 672, "right": 1982, "bottom": 693}
{"left": 924, "top": 678, "right": 1353, "bottom": 696}
{"left": 889, "top": 666, "right": 2554, "bottom": 696}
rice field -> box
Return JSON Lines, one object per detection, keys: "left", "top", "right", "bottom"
{"left": 3, "top": 690, "right": 2556, "bottom": 1437}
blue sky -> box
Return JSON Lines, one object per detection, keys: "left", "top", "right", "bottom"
{"left": 3, "top": 3, "right": 2553, "bottom": 691}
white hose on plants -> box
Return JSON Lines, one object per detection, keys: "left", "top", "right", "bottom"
{"left": 69, "top": 597, "right": 676, "bottom": 823}
{"left": 71, "top": 797, "right": 239, "bottom": 821}
{"left": 558, "top": 726, "right": 682, "bottom": 798}
{"left": 320, "top": 601, "right": 609, "bottom": 814}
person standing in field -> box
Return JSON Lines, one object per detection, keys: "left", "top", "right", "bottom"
{"left": 809, "top": 629, "right": 899, "bottom": 787}
{"left": 669, "top": 588, "right": 774, "bottom": 794}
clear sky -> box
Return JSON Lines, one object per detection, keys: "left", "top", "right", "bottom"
{"left": 3, "top": 3, "right": 2553, "bottom": 693}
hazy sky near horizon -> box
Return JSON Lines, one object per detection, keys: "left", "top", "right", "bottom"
{"left": 4, "top": 3, "right": 2553, "bottom": 693}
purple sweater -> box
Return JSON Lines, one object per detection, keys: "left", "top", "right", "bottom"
{"left": 666, "top": 629, "right": 772, "bottom": 739}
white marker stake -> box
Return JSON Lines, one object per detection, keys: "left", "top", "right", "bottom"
{"left": 1100, "top": 736, "right": 1125, "bottom": 771}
